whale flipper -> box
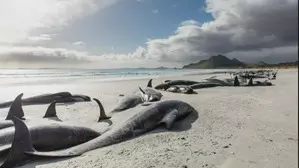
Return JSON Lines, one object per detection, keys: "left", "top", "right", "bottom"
{"left": 5, "top": 93, "right": 25, "bottom": 120}
{"left": 43, "top": 101, "right": 57, "bottom": 118}
{"left": 0, "top": 117, "right": 35, "bottom": 168}
{"left": 159, "top": 109, "right": 179, "bottom": 129}
{"left": 147, "top": 79, "right": 153, "bottom": 88}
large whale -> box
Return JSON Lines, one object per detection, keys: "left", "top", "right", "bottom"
{"left": 1, "top": 100, "right": 196, "bottom": 167}
{"left": 0, "top": 92, "right": 91, "bottom": 109}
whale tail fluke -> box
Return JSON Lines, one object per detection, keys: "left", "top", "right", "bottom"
{"left": 5, "top": 93, "right": 25, "bottom": 120}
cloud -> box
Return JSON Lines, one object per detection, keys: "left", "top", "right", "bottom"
{"left": 0, "top": 46, "right": 163, "bottom": 69}
{"left": 120, "top": 0, "right": 298, "bottom": 65}
{"left": 227, "top": 45, "right": 298, "bottom": 63}
{"left": 27, "top": 34, "right": 52, "bottom": 41}
{"left": 152, "top": 9, "right": 159, "bottom": 14}
{"left": 0, "top": 46, "right": 91, "bottom": 68}
{"left": 0, "top": 0, "right": 297, "bottom": 69}
{"left": 72, "top": 41, "right": 86, "bottom": 46}
{"left": 0, "top": 0, "right": 119, "bottom": 44}
{"left": 180, "top": 20, "right": 202, "bottom": 27}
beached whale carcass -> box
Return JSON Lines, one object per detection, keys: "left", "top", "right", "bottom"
{"left": 0, "top": 93, "right": 66, "bottom": 130}
{"left": 166, "top": 85, "right": 196, "bottom": 94}
{"left": 0, "top": 92, "right": 91, "bottom": 109}
{"left": 0, "top": 121, "right": 101, "bottom": 157}
{"left": 154, "top": 80, "right": 200, "bottom": 90}
{"left": 0, "top": 97, "right": 103, "bottom": 166}
{"left": 0, "top": 94, "right": 64, "bottom": 130}
{"left": 1, "top": 99, "right": 197, "bottom": 167}
{"left": 204, "top": 76, "right": 241, "bottom": 86}
{"left": 107, "top": 79, "right": 163, "bottom": 115}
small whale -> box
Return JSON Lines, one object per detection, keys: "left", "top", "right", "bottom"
{"left": 108, "top": 79, "right": 163, "bottom": 115}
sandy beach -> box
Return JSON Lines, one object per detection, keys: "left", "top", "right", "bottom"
{"left": 0, "top": 69, "right": 297, "bottom": 168}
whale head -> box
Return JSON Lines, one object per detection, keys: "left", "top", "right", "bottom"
{"left": 176, "top": 101, "right": 196, "bottom": 119}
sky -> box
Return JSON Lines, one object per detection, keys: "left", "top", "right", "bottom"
{"left": 0, "top": 0, "right": 298, "bottom": 69}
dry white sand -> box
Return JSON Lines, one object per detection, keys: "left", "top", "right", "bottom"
{"left": 0, "top": 69, "right": 297, "bottom": 168}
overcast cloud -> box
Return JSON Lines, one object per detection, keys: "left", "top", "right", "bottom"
{"left": 97, "top": 0, "right": 298, "bottom": 67}
{"left": 0, "top": 0, "right": 297, "bottom": 68}
{"left": 139, "top": 0, "right": 298, "bottom": 64}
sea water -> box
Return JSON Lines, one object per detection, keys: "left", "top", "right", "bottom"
{"left": 0, "top": 68, "right": 229, "bottom": 102}
{"left": 0, "top": 68, "right": 226, "bottom": 86}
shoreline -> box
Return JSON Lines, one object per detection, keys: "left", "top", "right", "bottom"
{"left": 0, "top": 69, "right": 297, "bottom": 168}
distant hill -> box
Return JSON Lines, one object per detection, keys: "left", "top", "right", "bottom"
{"left": 182, "top": 55, "right": 245, "bottom": 69}
{"left": 183, "top": 55, "right": 298, "bottom": 69}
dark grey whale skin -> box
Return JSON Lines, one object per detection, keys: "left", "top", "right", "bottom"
{"left": 154, "top": 80, "right": 200, "bottom": 90}
{"left": 0, "top": 92, "right": 91, "bottom": 109}
{"left": 0, "top": 122, "right": 100, "bottom": 154}
{"left": 0, "top": 119, "right": 101, "bottom": 168}
{"left": 109, "top": 79, "right": 162, "bottom": 114}
{"left": 1, "top": 100, "right": 196, "bottom": 167}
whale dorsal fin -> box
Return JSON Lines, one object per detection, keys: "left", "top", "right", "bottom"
{"left": 0, "top": 117, "right": 35, "bottom": 168}
{"left": 159, "top": 109, "right": 179, "bottom": 130}
{"left": 43, "top": 101, "right": 57, "bottom": 118}
{"left": 248, "top": 78, "right": 253, "bottom": 86}
{"left": 147, "top": 79, "right": 153, "bottom": 88}
{"left": 93, "top": 98, "right": 111, "bottom": 122}
{"left": 6, "top": 93, "right": 25, "bottom": 120}
{"left": 234, "top": 76, "right": 240, "bottom": 86}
